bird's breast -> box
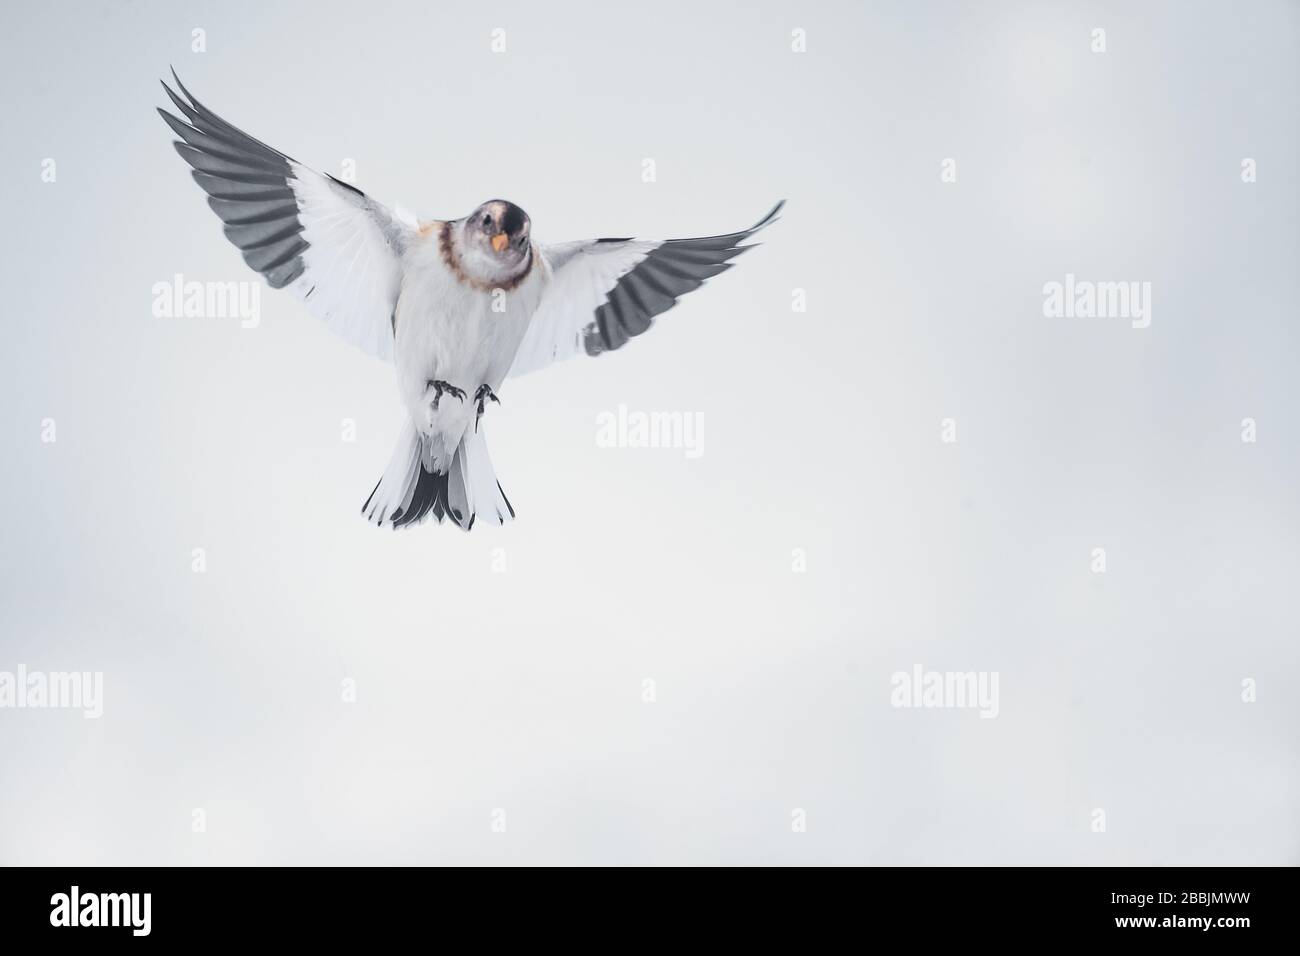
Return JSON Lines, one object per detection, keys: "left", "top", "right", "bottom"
{"left": 392, "top": 256, "right": 542, "bottom": 410}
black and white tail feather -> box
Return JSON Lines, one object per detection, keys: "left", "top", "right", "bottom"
{"left": 362, "top": 422, "right": 515, "bottom": 531}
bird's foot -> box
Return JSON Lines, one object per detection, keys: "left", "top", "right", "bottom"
{"left": 426, "top": 380, "right": 466, "bottom": 412}
{"left": 473, "top": 384, "right": 500, "bottom": 432}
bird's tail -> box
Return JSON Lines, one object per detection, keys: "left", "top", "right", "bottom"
{"left": 362, "top": 418, "right": 515, "bottom": 531}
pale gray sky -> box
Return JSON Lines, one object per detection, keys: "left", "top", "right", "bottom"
{"left": 0, "top": 0, "right": 1296, "bottom": 864}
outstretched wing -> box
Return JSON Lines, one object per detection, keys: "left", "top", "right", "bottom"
{"left": 158, "top": 71, "right": 414, "bottom": 361}
{"left": 508, "top": 202, "right": 784, "bottom": 377}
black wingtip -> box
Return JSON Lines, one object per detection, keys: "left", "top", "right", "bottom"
{"left": 169, "top": 68, "right": 205, "bottom": 113}
{"left": 161, "top": 70, "right": 191, "bottom": 114}
{"left": 752, "top": 200, "right": 785, "bottom": 232}
{"left": 163, "top": 68, "right": 183, "bottom": 102}
{"left": 160, "top": 77, "right": 181, "bottom": 114}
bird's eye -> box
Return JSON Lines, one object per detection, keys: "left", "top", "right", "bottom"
{"left": 482, "top": 214, "right": 491, "bottom": 227}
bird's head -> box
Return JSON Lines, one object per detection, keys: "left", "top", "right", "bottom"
{"left": 452, "top": 199, "right": 531, "bottom": 286}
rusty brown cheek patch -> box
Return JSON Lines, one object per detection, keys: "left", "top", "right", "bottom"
{"left": 438, "top": 222, "right": 533, "bottom": 293}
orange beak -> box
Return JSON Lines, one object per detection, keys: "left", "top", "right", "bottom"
{"left": 490, "top": 232, "right": 509, "bottom": 253}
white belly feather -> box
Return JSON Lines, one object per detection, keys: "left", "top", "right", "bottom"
{"left": 392, "top": 235, "right": 545, "bottom": 470}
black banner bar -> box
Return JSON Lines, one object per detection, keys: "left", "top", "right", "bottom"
{"left": 0, "top": 866, "right": 1287, "bottom": 943}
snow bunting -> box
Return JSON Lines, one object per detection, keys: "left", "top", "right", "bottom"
{"left": 158, "top": 72, "right": 782, "bottom": 530}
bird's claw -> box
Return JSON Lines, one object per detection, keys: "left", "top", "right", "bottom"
{"left": 474, "top": 384, "right": 500, "bottom": 431}
{"left": 426, "top": 380, "right": 466, "bottom": 411}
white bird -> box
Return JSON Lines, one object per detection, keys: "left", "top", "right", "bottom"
{"left": 158, "top": 72, "right": 783, "bottom": 530}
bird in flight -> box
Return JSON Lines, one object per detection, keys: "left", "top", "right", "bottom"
{"left": 158, "top": 72, "right": 782, "bottom": 531}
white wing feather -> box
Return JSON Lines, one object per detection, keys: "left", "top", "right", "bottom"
{"left": 286, "top": 169, "right": 410, "bottom": 362}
